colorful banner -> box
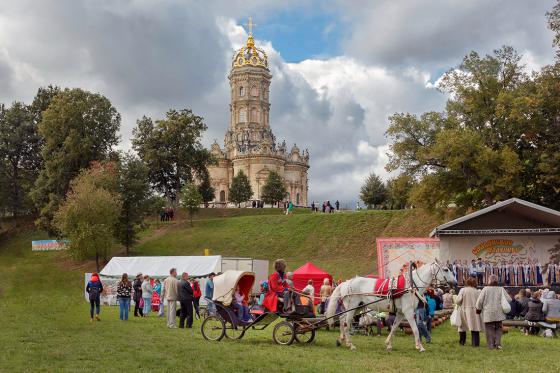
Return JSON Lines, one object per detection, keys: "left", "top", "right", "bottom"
{"left": 376, "top": 237, "right": 440, "bottom": 278}
{"left": 32, "top": 240, "right": 68, "bottom": 251}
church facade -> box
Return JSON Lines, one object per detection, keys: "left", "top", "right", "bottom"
{"left": 208, "top": 30, "right": 309, "bottom": 206}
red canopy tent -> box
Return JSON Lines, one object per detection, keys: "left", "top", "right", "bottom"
{"left": 292, "top": 262, "right": 333, "bottom": 305}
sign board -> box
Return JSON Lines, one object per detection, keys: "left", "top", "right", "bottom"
{"left": 376, "top": 237, "right": 440, "bottom": 278}
{"left": 32, "top": 240, "right": 68, "bottom": 251}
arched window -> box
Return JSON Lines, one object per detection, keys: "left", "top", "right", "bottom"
{"left": 251, "top": 86, "right": 258, "bottom": 97}
{"left": 239, "top": 86, "right": 245, "bottom": 97}
{"left": 239, "top": 108, "right": 246, "bottom": 123}
{"left": 250, "top": 108, "right": 258, "bottom": 122}
{"left": 220, "top": 190, "right": 226, "bottom": 202}
{"left": 296, "top": 193, "right": 300, "bottom": 205}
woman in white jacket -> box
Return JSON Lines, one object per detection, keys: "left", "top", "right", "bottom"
{"left": 456, "top": 276, "right": 483, "bottom": 346}
{"left": 476, "top": 274, "right": 511, "bottom": 349}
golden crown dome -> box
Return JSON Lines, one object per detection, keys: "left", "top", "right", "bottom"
{"left": 232, "top": 19, "right": 268, "bottom": 69}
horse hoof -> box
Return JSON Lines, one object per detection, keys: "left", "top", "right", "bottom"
{"left": 350, "top": 345, "right": 356, "bottom": 351}
{"left": 386, "top": 346, "right": 392, "bottom": 352}
{"left": 419, "top": 348, "right": 426, "bottom": 353}
{"left": 336, "top": 340, "right": 341, "bottom": 347}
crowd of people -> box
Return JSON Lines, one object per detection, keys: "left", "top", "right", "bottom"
{"left": 446, "top": 258, "right": 559, "bottom": 287}
{"left": 310, "top": 200, "right": 340, "bottom": 213}
{"left": 159, "top": 207, "right": 175, "bottom": 222}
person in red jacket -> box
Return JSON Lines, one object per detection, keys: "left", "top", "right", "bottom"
{"left": 191, "top": 278, "right": 202, "bottom": 319}
{"left": 262, "top": 259, "right": 289, "bottom": 313}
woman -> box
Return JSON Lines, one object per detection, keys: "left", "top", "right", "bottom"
{"left": 117, "top": 273, "right": 132, "bottom": 321}
{"left": 302, "top": 279, "right": 315, "bottom": 313}
{"left": 233, "top": 285, "right": 250, "bottom": 322}
{"left": 86, "top": 273, "right": 104, "bottom": 322}
{"left": 456, "top": 277, "right": 483, "bottom": 346}
{"left": 141, "top": 275, "right": 153, "bottom": 317}
{"left": 262, "top": 259, "right": 289, "bottom": 313}
{"left": 442, "top": 289, "right": 455, "bottom": 309}
{"left": 476, "top": 274, "right": 511, "bottom": 349}
{"left": 319, "top": 278, "right": 332, "bottom": 315}
{"left": 543, "top": 291, "right": 560, "bottom": 323}
{"left": 153, "top": 279, "right": 164, "bottom": 317}
{"left": 192, "top": 278, "right": 202, "bottom": 319}
{"left": 525, "top": 291, "right": 545, "bottom": 335}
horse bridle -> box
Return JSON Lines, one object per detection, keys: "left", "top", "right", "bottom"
{"left": 410, "top": 261, "right": 451, "bottom": 289}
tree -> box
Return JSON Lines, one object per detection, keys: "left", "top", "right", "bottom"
{"left": 228, "top": 170, "right": 253, "bottom": 207}
{"left": 132, "top": 109, "right": 213, "bottom": 204}
{"left": 180, "top": 182, "right": 202, "bottom": 226}
{"left": 0, "top": 102, "right": 41, "bottom": 221}
{"left": 54, "top": 162, "right": 122, "bottom": 271}
{"left": 31, "top": 88, "right": 120, "bottom": 234}
{"left": 116, "top": 153, "right": 151, "bottom": 254}
{"left": 260, "top": 170, "right": 287, "bottom": 206}
{"left": 198, "top": 172, "right": 215, "bottom": 207}
{"left": 360, "top": 172, "right": 388, "bottom": 209}
{"left": 387, "top": 174, "right": 415, "bottom": 209}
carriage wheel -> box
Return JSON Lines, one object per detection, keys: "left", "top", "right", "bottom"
{"left": 201, "top": 316, "right": 225, "bottom": 341}
{"left": 273, "top": 321, "right": 295, "bottom": 345}
{"left": 224, "top": 321, "right": 246, "bottom": 340}
{"left": 294, "top": 324, "right": 316, "bottom": 344}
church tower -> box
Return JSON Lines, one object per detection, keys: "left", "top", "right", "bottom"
{"left": 208, "top": 19, "right": 310, "bottom": 206}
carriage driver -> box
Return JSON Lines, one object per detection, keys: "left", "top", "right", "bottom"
{"left": 262, "top": 259, "right": 291, "bottom": 313}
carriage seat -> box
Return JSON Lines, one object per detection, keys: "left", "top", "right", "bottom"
{"left": 373, "top": 275, "right": 407, "bottom": 299}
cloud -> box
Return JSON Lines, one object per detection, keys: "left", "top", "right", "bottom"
{"left": 0, "top": 0, "right": 556, "bottom": 205}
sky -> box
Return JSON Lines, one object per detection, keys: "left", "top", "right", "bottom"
{"left": 0, "top": 0, "right": 556, "bottom": 207}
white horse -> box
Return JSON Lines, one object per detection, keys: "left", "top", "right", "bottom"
{"left": 326, "top": 260, "right": 457, "bottom": 352}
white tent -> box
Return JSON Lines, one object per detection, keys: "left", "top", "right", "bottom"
{"left": 100, "top": 256, "right": 222, "bottom": 278}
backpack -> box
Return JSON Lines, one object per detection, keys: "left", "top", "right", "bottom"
{"left": 89, "top": 282, "right": 101, "bottom": 301}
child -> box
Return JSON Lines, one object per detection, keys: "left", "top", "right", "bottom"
{"left": 234, "top": 285, "right": 250, "bottom": 323}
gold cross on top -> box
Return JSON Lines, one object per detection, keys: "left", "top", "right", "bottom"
{"left": 243, "top": 17, "right": 258, "bottom": 36}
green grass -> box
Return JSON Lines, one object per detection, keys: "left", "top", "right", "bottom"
{"left": 1, "top": 217, "right": 560, "bottom": 372}
{"left": 136, "top": 209, "right": 442, "bottom": 279}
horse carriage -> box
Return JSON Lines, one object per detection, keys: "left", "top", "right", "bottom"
{"left": 200, "top": 270, "right": 318, "bottom": 345}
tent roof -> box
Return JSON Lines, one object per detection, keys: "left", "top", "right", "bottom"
{"left": 430, "top": 198, "right": 560, "bottom": 237}
{"left": 100, "top": 256, "right": 221, "bottom": 278}
{"left": 293, "top": 262, "right": 331, "bottom": 276}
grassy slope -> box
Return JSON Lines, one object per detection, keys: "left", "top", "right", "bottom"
{"left": 136, "top": 209, "right": 442, "bottom": 279}
{"left": 1, "top": 214, "right": 560, "bottom": 372}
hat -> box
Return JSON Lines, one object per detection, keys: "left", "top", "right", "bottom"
{"left": 137, "top": 272, "right": 142, "bottom": 277}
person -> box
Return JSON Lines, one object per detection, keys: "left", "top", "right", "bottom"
{"left": 286, "top": 272, "right": 294, "bottom": 289}
{"left": 302, "top": 279, "right": 315, "bottom": 312}
{"left": 456, "top": 277, "right": 483, "bottom": 346}
{"left": 86, "top": 272, "right": 104, "bottom": 322}
{"left": 133, "top": 273, "right": 144, "bottom": 317}
{"left": 424, "top": 290, "right": 436, "bottom": 333}
{"left": 506, "top": 291, "right": 521, "bottom": 319}
{"left": 319, "top": 278, "right": 332, "bottom": 315}
{"left": 141, "top": 275, "right": 153, "bottom": 317}
{"left": 116, "top": 273, "right": 132, "bottom": 321}
{"left": 415, "top": 300, "right": 430, "bottom": 344}
{"left": 162, "top": 268, "right": 179, "bottom": 328}
{"left": 475, "top": 258, "right": 485, "bottom": 286}
{"left": 204, "top": 272, "right": 216, "bottom": 316}
{"left": 178, "top": 272, "right": 194, "bottom": 328}
{"left": 335, "top": 200, "right": 340, "bottom": 210}
{"left": 476, "top": 274, "right": 511, "bottom": 349}
{"left": 543, "top": 291, "right": 560, "bottom": 323}
{"left": 286, "top": 201, "right": 294, "bottom": 215}
{"left": 191, "top": 278, "right": 202, "bottom": 319}
{"left": 258, "top": 281, "right": 268, "bottom": 306}
{"left": 525, "top": 291, "right": 544, "bottom": 335}
{"left": 443, "top": 289, "right": 455, "bottom": 309}
{"left": 517, "top": 289, "right": 529, "bottom": 318}
{"left": 233, "top": 285, "right": 250, "bottom": 323}
{"left": 153, "top": 279, "right": 164, "bottom": 317}
{"left": 262, "top": 259, "right": 289, "bottom": 313}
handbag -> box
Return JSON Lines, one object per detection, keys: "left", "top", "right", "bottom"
{"left": 500, "top": 289, "right": 511, "bottom": 314}
{"left": 450, "top": 305, "right": 462, "bottom": 327}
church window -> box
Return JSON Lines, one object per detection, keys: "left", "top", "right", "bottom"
{"left": 296, "top": 193, "right": 300, "bottom": 205}
{"left": 220, "top": 190, "right": 226, "bottom": 202}
{"left": 251, "top": 86, "right": 259, "bottom": 97}
{"left": 239, "top": 86, "right": 245, "bottom": 97}
{"left": 250, "top": 108, "right": 258, "bottom": 122}
{"left": 239, "top": 108, "right": 246, "bottom": 122}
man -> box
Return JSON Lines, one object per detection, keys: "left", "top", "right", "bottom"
{"left": 204, "top": 273, "right": 216, "bottom": 316}
{"left": 335, "top": 200, "right": 340, "bottom": 211}
{"left": 162, "top": 268, "right": 179, "bottom": 328}
{"left": 476, "top": 258, "right": 485, "bottom": 286}
{"left": 133, "top": 273, "right": 144, "bottom": 317}
{"left": 178, "top": 272, "right": 194, "bottom": 328}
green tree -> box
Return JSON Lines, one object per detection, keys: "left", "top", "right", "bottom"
{"left": 116, "top": 153, "right": 151, "bottom": 254}
{"left": 32, "top": 88, "right": 120, "bottom": 234}
{"left": 260, "top": 170, "right": 287, "bottom": 207}
{"left": 387, "top": 174, "right": 415, "bottom": 209}
{"left": 132, "top": 109, "right": 213, "bottom": 204}
{"left": 0, "top": 102, "right": 41, "bottom": 221}
{"left": 181, "top": 182, "right": 202, "bottom": 226}
{"left": 198, "top": 172, "right": 215, "bottom": 207}
{"left": 54, "top": 162, "right": 122, "bottom": 271}
{"left": 360, "top": 172, "right": 388, "bottom": 209}
{"left": 228, "top": 170, "right": 253, "bottom": 207}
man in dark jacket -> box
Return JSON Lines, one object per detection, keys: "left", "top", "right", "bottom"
{"left": 178, "top": 272, "right": 194, "bottom": 328}
{"left": 133, "top": 273, "right": 144, "bottom": 317}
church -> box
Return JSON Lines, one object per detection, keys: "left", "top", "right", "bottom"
{"left": 208, "top": 23, "right": 309, "bottom": 206}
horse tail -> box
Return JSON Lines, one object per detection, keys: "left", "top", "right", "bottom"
{"left": 326, "top": 282, "right": 343, "bottom": 327}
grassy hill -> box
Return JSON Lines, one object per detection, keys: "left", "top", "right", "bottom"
{"left": 136, "top": 208, "right": 443, "bottom": 279}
